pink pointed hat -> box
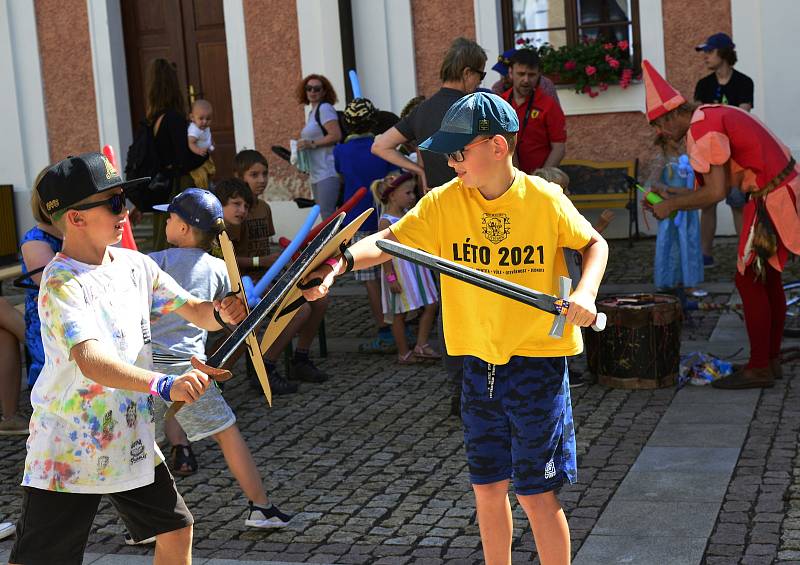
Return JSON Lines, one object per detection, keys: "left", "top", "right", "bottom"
{"left": 642, "top": 60, "right": 686, "bottom": 122}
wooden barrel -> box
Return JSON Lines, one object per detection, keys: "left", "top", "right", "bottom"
{"left": 585, "top": 294, "right": 682, "bottom": 389}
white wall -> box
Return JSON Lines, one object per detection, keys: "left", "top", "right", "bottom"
{"left": 87, "top": 0, "right": 133, "bottom": 174}
{"left": 296, "top": 0, "right": 346, "bottom": 110}
{"left": 732, "top": 0, "right": 800, "bottom": 156}
{"left": 0, "top": 0, "right": 49, "bottom": 237}
{"left": 351, "top": 0, "right": 416, "bottom": 115}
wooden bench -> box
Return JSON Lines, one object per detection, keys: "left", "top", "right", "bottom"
{"left": 0, "top": 262, "right": 22, "bottom": 296}
{"left": 558, "top": 159, "right": 639, "bottom": 243}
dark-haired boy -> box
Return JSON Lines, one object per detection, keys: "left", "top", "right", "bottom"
{"left": 303, "top": 93, "right": 608, "bottom": 563}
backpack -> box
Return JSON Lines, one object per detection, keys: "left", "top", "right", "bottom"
{"left": 124, "top": 111, "right": 174, "bottom": 211}
{"left": 314, "top": 103, "right": 349, "bottom": 142}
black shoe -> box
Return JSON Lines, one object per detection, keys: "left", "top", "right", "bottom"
{"left": 268, "top": 369, "right": 299, "bottom": 395}
{"left": 292, "top": 357, "right": 329, "bottom": 383}
{"left": 568, "top": 369, "right": 586, "bottom": 389}
{"left": 450, "top": 394, "right": 461, "bottom": 419}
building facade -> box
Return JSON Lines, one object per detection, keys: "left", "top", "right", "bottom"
{"left": 2, "top": 0, "right": 798, "bottom": 239}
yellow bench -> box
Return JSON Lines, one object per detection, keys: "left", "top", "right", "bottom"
{"left": 558, "top": 159, "right": 640, "bottom": 242}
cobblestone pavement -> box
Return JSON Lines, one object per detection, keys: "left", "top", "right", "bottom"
{"left": 0, "top": 235, "right": 798, "bottom": 563}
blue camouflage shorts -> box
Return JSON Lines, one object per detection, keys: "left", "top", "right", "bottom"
{"left": 461, "top": 355, "right": 577, "bottom": 495}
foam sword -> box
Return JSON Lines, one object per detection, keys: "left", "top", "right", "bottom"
{"left": 376, "top": 240, "right": 606, "bottom": 338}
{"left": 166, "top": 213, "right": 346, "bottom": 417}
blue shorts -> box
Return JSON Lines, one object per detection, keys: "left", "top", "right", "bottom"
{"left": 461, "top": 355, "right": 577, "bottom": 495}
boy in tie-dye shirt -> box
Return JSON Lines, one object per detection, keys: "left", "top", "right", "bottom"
{"left": 10, "top": 153, "right": 246, "bottom": 565}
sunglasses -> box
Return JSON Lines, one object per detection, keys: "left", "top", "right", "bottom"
{"left": 447, "top": 137, "right": 492, "bottom": 163}
{"left": 471, "top": 68, "right": 487, "bottom": 81}
{"left": 71, "top": 192, "right": 127, "bottom": 215}
{"left": 305, "top": 85, "right": 323, "bottom": 93}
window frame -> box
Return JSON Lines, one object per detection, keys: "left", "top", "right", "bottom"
{"left": 501, "top": 0, "right": 642, "bottom": 73}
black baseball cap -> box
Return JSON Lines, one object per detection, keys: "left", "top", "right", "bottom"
{"left": 38, "top": 152, "right": 149, "bottom": 216}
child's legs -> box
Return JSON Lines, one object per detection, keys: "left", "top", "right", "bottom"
{"left": 472, "top": 480, "right": 513, "bottom": 565}
{"left": 462, "top": 356, "right": 514, "bottom": 562}
{"left": 365, "top": 279, "right": 384, "bottom": 328}
{"left": 0, "top": 327, "right": 21, "bottom": 419}
{"left": 265, "top": 303, "right": 310, "bottom": 362}
{"left": 108, "top": 464, "right": 194, "bottom": 563}
{"left": 391, "top": 312, "right": 409, "bottom": 355}
{"left": 297, "top": 296, "right": 329, "bottom": 351}
{"left": 10, "top": 487, "right": 102, "bottom": 564}
{"left": 735, "top": 266, "right": 773, "bottom": 368}
{"left": 213, "top": 424, "right": 268, "bottom": 506}
{"left": 164, "top": 416, "right": 189, "bottom": 447}
{"left": 416, "top": 302, "right": 439, "bottom": 346}
{"left": 517, "top": 491, "right": 570, "bottom": 565}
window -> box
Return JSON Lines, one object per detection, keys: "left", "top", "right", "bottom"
{"left": 501, "top": 0, "right": 641, "bottom": 71}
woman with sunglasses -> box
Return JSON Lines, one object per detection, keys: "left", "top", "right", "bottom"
{"left": 295, "top": 74, "right": 342, "bottom": 219}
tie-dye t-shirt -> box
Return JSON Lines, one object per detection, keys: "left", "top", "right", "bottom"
{"left": 23, "top": 248, "right": 190, "bottom": 493}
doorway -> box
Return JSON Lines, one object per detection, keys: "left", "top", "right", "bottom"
{"left": 121, "top": 0, "right": 236, "bottom": 178}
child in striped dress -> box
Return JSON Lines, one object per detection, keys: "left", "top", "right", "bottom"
{"left": 371, "top": 171, "right": 440, "bottom": 364}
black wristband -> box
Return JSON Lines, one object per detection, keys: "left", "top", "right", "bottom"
{"left": 342, "top": 248, "right": 355, "bottom": 273}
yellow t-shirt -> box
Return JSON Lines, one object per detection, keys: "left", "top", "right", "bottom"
{"left": 392, "top": 170, "right": 594, "bottom": 364}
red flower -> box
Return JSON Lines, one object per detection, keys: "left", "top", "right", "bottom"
{"left": 603, "top": 42, "right": 614, "bottom": 50}
{"left": 617, "top": 40, "right": 629, "bottom": 50}
{"left": 564, "top": 60, "right": 577, "bottom": 71}
{"left": 585, "top": 65, "right": 597, "bottom": 76}
{"left": 516, "top": 38, "right": 526, "bottom": 45}
{"left": 599, "top": 82, "right": 609, "bottom": 91}
{"left": 608, "top": 58, "right": 620, "bottom": 69}
{"left": 589, "top": 90, "right": 599, "bottom": 98}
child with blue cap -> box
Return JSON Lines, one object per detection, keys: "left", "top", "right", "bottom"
{"left": 148, "top": 188, "right": 293, "bottom": 534}
{"left": 302, "top": 92, "right": 609, "bottom": 563}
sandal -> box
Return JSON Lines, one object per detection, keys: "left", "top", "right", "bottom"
{"left": 397, "top": 351, "right": 419, "bottom": 365}
{"left": 413, "top": 343, "right": 441, "bottom": 359}
{"left": 170, "top": 444, "right": 197, "bottom": 477}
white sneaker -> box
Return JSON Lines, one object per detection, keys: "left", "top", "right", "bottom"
{"left": 124, "top": 532, "right": 156, "bottom": 545}
{"left": 244, "top": 502, "right": 292, "bottom": 529}
{"left": 0, "top": 522, "right": 15, "bottom": 541}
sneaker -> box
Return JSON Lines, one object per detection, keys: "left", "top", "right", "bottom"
{"left": 268, "top": 369, "right": 299, "bottom": 395}
{"left": 124, "top": 533, "right": 156, "bottom": 545}
{"left": 0, "top": 414, "right": 29, "bottom": 435}
{"left": 245, "top": 502, "right": 293, "bottom": 529}
{"left": 0, "top": 522, "right": 15, "bottom": 541}
{"left": 358, "top": 335, "right": 396, "bottom": 354}
{"left": 703, "top": 255, "right": 715, "bottom": 268}
{"left": 292, "top": 357, "right": 329, "bottom": 383}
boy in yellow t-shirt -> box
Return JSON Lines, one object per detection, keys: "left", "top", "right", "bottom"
{"left": 303, "top": 92, "right": 609, "bottom": 563}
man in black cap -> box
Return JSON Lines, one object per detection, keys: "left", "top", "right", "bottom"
{"left": 693, "top": 32, "right": 754, "bottom": 266}
{"left": 9, "top": 152, "right": 245, "bottom": 564}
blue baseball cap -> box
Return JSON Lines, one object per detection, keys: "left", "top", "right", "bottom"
{"left": 491, "top": 48, "right": 517, "bottom": 76}
{"left": 419, "top": 92, "right": 519, "bottom": 154}
{"left": 695, "top": 32, "right": 734, "bottom": 52}
{"left": 153, "top": 188, "right": 223, "bottom": 232}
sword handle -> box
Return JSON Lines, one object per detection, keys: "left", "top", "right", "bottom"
{"left": 557, "top": 300, "right": 606, "bottom": 332}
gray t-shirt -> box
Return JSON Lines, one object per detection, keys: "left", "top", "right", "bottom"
{"left": 148, "top": 248, "right": 229, "bottom": 363}
{"left": 395, "top": 87, "right": 465, "bottom": 189}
